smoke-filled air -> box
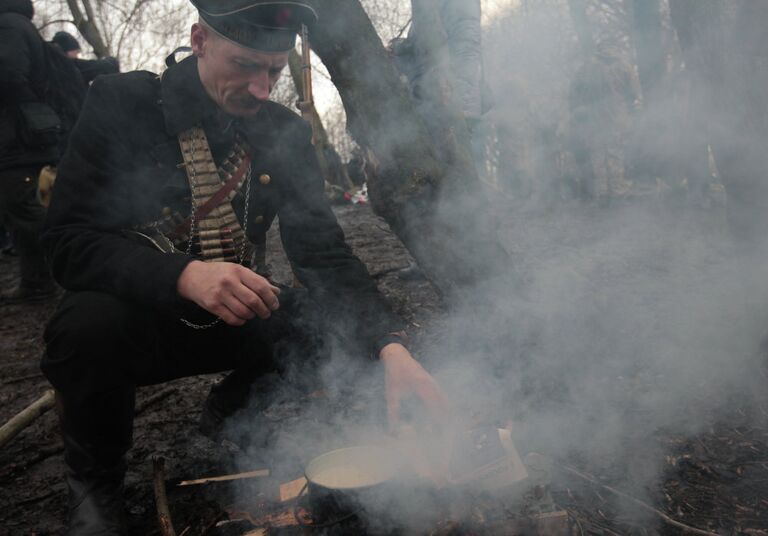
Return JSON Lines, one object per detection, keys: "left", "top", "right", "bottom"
{"left": 1, "top": 0, "right": 767, "bottom": 535}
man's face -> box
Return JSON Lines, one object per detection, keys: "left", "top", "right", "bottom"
{"left": 191, "top": 23, "right": 288, "bottom": 117}
{"left": 66, "top": 49, "right": 80, "bottom": 59}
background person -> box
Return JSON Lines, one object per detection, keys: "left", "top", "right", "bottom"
{"left": 0, "top": 0, "right": 85, "bottom": 302}
{"left": 51, "top": 30, "right": 120, "bottom": 84}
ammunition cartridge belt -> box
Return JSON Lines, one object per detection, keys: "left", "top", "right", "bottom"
{"left": 136, "top": 127, "right": 253, "bottom": 264}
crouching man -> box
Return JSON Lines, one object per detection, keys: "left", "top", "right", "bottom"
{"left": 41, "top": 2, "right": 447, "bottom": 533}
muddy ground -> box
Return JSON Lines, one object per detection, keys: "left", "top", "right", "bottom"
{"left": 0, "top": 200, "right": 766, "bottom": 535}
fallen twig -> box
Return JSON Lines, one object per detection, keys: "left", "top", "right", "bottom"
{"left": 136, "top": 387, "right": 178, "bottom": 416}
{"left": 371, "top": 264, "right": 410, "bottom": 278}
{"left": 561, "top": 465, "right": 719, "bottom": 536}
{"left": 13, "top": 489, "right": 56, "bottom": 507}
{"left": 3, "top": 373, "right": 43, "bottom": 385}
{"left": 2, "top": 444, "right": 63, "bottom": 477}
{"left": 228, "top": 507, "right": 299, "bottom": 529}
{"left": 153, "top": 457, "right": 177, "bottom": 536}
{"left": 177, "top": 468, "right": 270, "bottom": 487}
{"left": 0, "top": 390, "right": 55, "bottom": 449}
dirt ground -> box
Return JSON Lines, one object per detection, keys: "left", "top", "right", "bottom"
{"left": 0, "top": 201, "right": 766, "bottom": 535}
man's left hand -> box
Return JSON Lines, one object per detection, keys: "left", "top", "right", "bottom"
{"left": 380, "top": 343, "right": 448, "bottom": 430}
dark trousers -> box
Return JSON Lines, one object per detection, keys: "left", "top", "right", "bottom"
{"left": 41, "top": 289, "right": 322, "bottom": 462}
{"left": 0, "top": 165, "right": 50, "bottom": 287}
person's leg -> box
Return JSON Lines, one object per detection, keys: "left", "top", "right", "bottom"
{"left": 43, "top": 291, "right": 153, "bottom": 535}
{"left": 0, "top": 166, "right": 53, "bottom": 301}
{"left": 42, "top": 290, "right": 274, "bottom": 535}
{"left": 199, "top": 287, "right": 327, "bottom": 440}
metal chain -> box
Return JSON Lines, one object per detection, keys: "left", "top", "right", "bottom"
{"left": 179, "top": 131, "right": 253, "bottom": 330}
{"left": 239, "top": 163, "right": 253, "bottom": 264}
{"left": 184, "top": 132, "right": 200, "bottom": 256}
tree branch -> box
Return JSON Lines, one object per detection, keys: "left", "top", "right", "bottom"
{"left": 65, "top": 0, "right": 111, "bottom": 57}
{"left": 37, "top": 19, "right": 75, "bottom": 31}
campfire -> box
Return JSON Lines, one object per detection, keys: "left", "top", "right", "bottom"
{"left": 151, "top": 427, "right": 572, "bottom": 535}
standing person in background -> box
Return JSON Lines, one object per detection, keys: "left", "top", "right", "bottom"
{"left": 0, "top": 0, "right": 86, "bottom": 302}
{"left": 568, "top": 42, "right": 638, "bottom": 203}
{"left": 52, "top": 30, "right": 120, "bottom": 84}
{"left": 389, "top": 0, "right": 492, "bottom": 172}
{"left": 52, "top": 30, "right": 81, "bottom": 59}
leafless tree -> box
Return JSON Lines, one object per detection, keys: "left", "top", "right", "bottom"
{"left": 34, "top": 0, "right": 194, "bottom": 72}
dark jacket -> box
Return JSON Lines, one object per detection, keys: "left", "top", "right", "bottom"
{"left": 0, "top": 0, "right": 55, "bottom": 168}
{"left": 43, "top": 56, "right": 403, "bottom": 355}
{"left": 74, "top": 56, "right": 120, "bottom": 84}
{"left": 0, "top": 0, "right": 85, "bottom": 170}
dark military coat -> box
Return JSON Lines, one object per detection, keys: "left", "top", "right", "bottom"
{"left": 0, "top": 0, "right": 58, "bottom": 169}
{"left": 43, "top": 56, "right": 402, "bottom": 353}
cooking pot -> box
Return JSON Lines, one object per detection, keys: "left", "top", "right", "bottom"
{"left": 300, "top": 445, "right": 402, "bottom": 527}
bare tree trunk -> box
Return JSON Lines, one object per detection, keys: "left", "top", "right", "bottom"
{"left": 305, "top": 0, "right": 512, "bottom": 296}
{"left": 716, "top": 0, "right": 768, "bottom": 241}
{"left": 667, "top": 0, "right": 722, "bottom": 194}
{"left": 65, "top": 0, "right": 110, "bottom": 58}
{"left": 568, "top": 0, "right": 594, "bottom": 56}
{"left": 671, "top": 0, "right": 768, "bottom": 240}
{"left": 629, "top": 0, "right": 666, "bottom": 100}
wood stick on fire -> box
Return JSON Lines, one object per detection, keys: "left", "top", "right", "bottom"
{"left": 153, "top": 457, "right": 177, "bottom": 536}
{"left": 0, "top": 389, "right": 55, "bottom": 449}
{"left": 176, "top": 469, "right": 270, "bottom": 487}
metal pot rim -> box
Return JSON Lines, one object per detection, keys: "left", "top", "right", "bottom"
{"left": 304, "top": 445, "right": 398, "bottom": 491}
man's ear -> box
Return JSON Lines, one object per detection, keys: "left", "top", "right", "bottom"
{"left": 191, "top": 23, "right": 207, "bottom": 57}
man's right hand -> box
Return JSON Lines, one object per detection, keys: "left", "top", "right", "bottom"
{"left": 177, "top": 261, "right": 280, "bottom": 326}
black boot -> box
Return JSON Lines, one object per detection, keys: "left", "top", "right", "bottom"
{"left": 64, "top": 442, "right": 127, "bottom": 536}
{"left": 56, "top": 388, "right": 135, "bottom": 536}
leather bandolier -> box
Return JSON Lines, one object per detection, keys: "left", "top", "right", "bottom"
{"left": 133, "top": 125, "right": 268, "bottom": 269}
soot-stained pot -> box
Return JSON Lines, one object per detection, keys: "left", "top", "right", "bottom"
{"left": 303, "top": 445, "right": 402, "bottom": 526}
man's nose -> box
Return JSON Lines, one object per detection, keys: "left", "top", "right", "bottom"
{"left": 248, "top": 72, "right": 271, "bottom": 101}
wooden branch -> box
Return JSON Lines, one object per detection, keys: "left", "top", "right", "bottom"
{"left": 37, "top": 19, "right": 75, "bottom": 31}
{"left": 14, "top": 490, "right": 57, "bottom": 507}
{"left": 115, "top": 0, "right": 153, "bottom": 61}
{"left": 153, "top": 457, "right": 177, "bottom": 536}
{"left": 3, "top": 373, "right": 43, "bottom": 385}
{"left": 0, "top": 390, "right": 55, "bottom": 449}
{"left": 177, "top": 469, "right": 270, "bottom": 487}
{"left": 135, "top": 387, "right": 178, "bottom": 417}
{"left": 561, "top": 465, "right": 719, "bottom": 536}
{"left": 4, "top": 444, "right": 64, "bottom": 479}
{"left": 65, "top": 0, "right": 111, "bottom": 57}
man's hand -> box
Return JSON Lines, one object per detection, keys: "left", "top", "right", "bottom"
{"left": 177, "top": 261, "right": 280, "bottom": 326}
{"left": 380, "top": 343, "right": 448, "bottom": 430}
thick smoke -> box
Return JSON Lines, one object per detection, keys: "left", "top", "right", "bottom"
{"left": 222, "top": 0, "right": 768, "bottom": 531}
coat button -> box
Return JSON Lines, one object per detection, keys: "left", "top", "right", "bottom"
{"left": 259, "top": 173, "right": 271, "bottom": 185}
{"left": 254, "top": 215, "right": 265, "bottom": 224}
